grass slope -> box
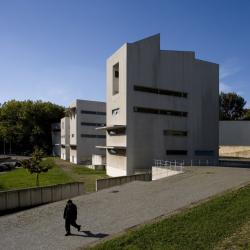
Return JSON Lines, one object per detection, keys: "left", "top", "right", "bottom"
{"left": 90, "top": 184, "right": 250, "bottom": 250}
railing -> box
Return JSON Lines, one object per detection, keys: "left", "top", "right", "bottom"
{"left": 154, "top": 160, "right": 184, "bottom": 172}
{"left": 154, "top": 159, "right": 218, "bottom": 168}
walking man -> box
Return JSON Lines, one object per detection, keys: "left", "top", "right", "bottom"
{"left": 63, "top": 200, "right": 81, "bottom": 236}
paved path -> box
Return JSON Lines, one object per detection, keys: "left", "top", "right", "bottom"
{"left": 1, "top": 166, "right": 250, "bottom": 250}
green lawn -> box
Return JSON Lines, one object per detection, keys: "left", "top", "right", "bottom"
{"left": 89, "top": 184, "right": 250, "bottom": 250}
{"left": 72, "top": 166, "right": 107, "bottom": 192}
{"left": 0, "top": 158, "right": 73, "bottom": 191}
{"left": 0, "top": 158, "right": 107, "bottom": 193}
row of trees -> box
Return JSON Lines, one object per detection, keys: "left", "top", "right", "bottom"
{"left": 0, "top": 100, "right": 65, "bottom": 155}
{"left": 219, "top": 92, "right": 250, "bottom": 120}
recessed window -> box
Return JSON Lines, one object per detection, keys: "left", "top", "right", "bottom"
{"left": 195, "top": 150, "right": 214, "bottom": 156}
{"left": 134, "top": 85, "right": 188, "bottom": 98}
{"left": 71, "top": 134, "right": 74, "bottom": 138}
{"left": 112, "top": 108, "right": 120, "bottom": 116}
{"left": 164, "top": 130, "right": 188, "bottom": 136}
{"left": 113, "top": 63, "right": 119, "bottom": 95}
{"left": 70, "top": 145, "right": 77, "bottom": 149}
{"left": 108, "top": 148, "right": 126, "bottom": 156}
{"left": 166, "top": 150, "right": 187, "bottom": 155}
{"left": 108, "top": 127, "right": 126, "bottom": 136}
{"left": 134, "top": 107, "right": 187, "bottom": 117}
{"left": 81, "top": 122, "right": 106, "bottom": 127}
{"left": 81, "top": 110, "right": 106, "bottom": 115}
{"left": 81, "top": 134, "right": 106, "bottom": 139}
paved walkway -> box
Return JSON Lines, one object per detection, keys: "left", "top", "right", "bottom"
{"left": 1, "top": 166, "right": 250, "bottom": 250}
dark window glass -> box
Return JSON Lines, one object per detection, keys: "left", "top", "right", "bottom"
{"left": 166, "top": 150, "right": 187, "bottom": 155}
{"left": 195, "top": 150, "right": 214, "bottom": 156}
{"left": 164, "top": 130, "right": 188, "bottom": 136}
{"left": 108, "top": 127, "right": 126, "bottom": 136}
{"left": 134, "top": 107, "right": 187, "bottom": 117}
{"left": 81, "top": 134, "right": 106, "bottom": 139}
{"left": 81, "top": 110, "right": 106, "bottom": 115}
{"left": 134, "top": 85, "right": 187, "bottom": 98}
{"left": 70, "top": 145, "right": 77, "bottom": 149}
{"left": 107, "top": 148, "right": 126, "bottom": 156}
{"left": 81, "top": 122, "right": 106, "bottom": 127}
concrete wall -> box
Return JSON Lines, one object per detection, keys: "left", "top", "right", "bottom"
{"left": 69, "top": 99, "right": 106, "bottom": 164}
{"left": 96, "top": 173, "right": 151, "bottom": 191}
{"left": 220, "top": 121, "right": 250, "bottom": 146}
{"left": 106, "top": 34, "right": 219, "bottom": 177}
{"left": 51, "top": 123, "right": 61, "bottom": 156}
{"left": 152, "top": 166, "right": 182, "bottom": 180}
{"left": 60, "top": 117, "right": 70, "bottom": 160}
{"left": 0, "top": 182, "right": 84, "bottom": 212}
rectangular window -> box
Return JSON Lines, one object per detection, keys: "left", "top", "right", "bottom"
{"left": 81, "top": 134, "right": 106, "bottom": 139}
{"left": 134, "top": 107, "right": 187, "bottom": 117}
{"left": 108, "top": 127, "right": 126, "bottom": 136}
{"left": 164, "top": 130, "right": 188, "bottom": 136}
{"left": 70, "top": 145, "right": 77, "bottom": 149}
{"left": 108, "top": 148, "right": 126, "bottom": 156}
{"left": 113, "top": 63, "right": 119, "bottom": 95}
{"left": 134, "top": 85, "right": 187, "bottom": 98}
{"left": 71, "top": 134, "right": 74, "bottom": 138}
{"left": 81, "top": 110, "right": 106, "bottom": 115}
{"left": 112, "top": 108, "right": 120, "bottom": 116}
{"left": 195, "top": 150, "right": 214, "bottom": 156}
{"left": 166, "top": 150, "right": 187, "bottom": 155}
{"left": 81, "top": 122, "right": 106, "bottom": 127}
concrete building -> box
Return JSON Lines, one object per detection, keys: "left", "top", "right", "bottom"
{"left": 68, "top": 99, "right": 106, "bottom": 164}
{"left": 51, "top": 123, "right": 61, "bottom": 156}
{"left": 220, "top": 121, "right": 250, "bottom": 146}
{"left": 61, "top": 117, "right": 70, "bottom": 160}
{"left": 98, "top": 34, "right": 219, "bottom": 177}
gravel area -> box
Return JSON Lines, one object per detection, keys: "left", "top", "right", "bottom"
{"left": 1, "top": 166, "right": 250, "bottom": 250}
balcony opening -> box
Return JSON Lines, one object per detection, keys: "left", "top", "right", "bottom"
{"left": 113, "top": 63, "right": 119, "bottom": 95}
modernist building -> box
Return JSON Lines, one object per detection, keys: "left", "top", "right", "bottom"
{"left": 51, "top": 123, "right": 61, "bottom": 156}
{"left": 98, "top": 34, "right": 219, "bottom": 177}
{"left": 61, "top": 117, "right": 70, "bottom": 160}
{"left": 66, "top": 99, "right": 106, "bottom": 164}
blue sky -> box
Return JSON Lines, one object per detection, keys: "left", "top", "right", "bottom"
{"left": 0, "top": 0, "right": 249, "bottom": 107}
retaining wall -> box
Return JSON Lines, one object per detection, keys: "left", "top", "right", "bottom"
{"left": 96, "top": 173, "right": 151, "bottom": 191}
{"left": 0, "top": 182, "right": 84, "bottom": 212}
{"left": 152, "top": 166, "right": 182, "bottom": 180}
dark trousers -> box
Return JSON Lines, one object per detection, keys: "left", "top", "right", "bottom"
{"left": 65, "top": 219, "right": 80, "bottom": 233}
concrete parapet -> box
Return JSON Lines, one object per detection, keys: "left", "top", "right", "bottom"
{"left": 0, "top": 182, "right": 84, "bottom": 213}
{"left": 96, "top": 173, "right": 152, "bottom": 191}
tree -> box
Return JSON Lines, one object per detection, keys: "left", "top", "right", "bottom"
{"left": 21, "top": 148, "right": 54, "bottom": 186}
{"left": 219, "top": 92, "right": 246, "bottom": 120}
{"left": 0, "top": 100, "right": 65, "bottom": 154}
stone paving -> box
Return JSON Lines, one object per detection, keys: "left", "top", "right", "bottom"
{"left": 1, "top": 166, "right": 250, "bottom": 250}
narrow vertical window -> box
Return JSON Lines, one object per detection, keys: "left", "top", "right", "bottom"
{"left": 113, "top": 63, "right": 119, "bottom": 95}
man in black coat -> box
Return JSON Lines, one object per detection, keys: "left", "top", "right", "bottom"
{"left": 63, "top": 200, "right": 81, "bottom": 236}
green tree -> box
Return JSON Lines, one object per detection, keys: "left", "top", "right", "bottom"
{"left": 22, "top": 148, "right": 54, "bottom": 186}
{"left": 219, "top": 92, "right": 246, "bottom": 120}
{"left": 0, "top": 100, "right": 65, "bottom": 154}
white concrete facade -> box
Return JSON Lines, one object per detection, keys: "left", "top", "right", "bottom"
{"left": 68, "top": 99, "right": 106, "bottom": 164}
{"left": 104, "top": 34, "right": 219, "bottom": 177}
{"left": 60, "top": 117, "right": 70, "bottom": 160}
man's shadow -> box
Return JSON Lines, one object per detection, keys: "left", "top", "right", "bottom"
{"left": 70, "top": 230, "right": 109, "bottom": 238}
